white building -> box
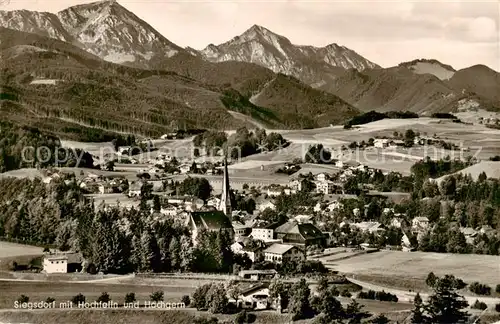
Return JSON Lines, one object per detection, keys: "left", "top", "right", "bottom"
{"left": 236, "top": 284, "right": 270, "bottom": 310}
{"left": 179, "top": 164, "right": 191, "bottom": 174}
{"left": 263, "top": 244, "right": 304, "bottom": 264}
{"left": 251, "top": 227, "right": 275, "bottom": 242}
{"left": 231, "top": 242, "right": 244, "bottom": 254}
{"left": 267, "top": 187, "right": 283, "bottom": 197}
{"left": 43, "top": 255, "right": 68, "bottom": 273}
{"left": 351, "top": 221, "right": 385, "bottom": 234}
{"left": 327, "top": 201, "right": 344, "bottom": 212}
{"left": 159, "top": 205, "right": 179, "bottom": 216}
{"left": 314, "top": 180, "right": 337, "bottom": 195}
{"left": 315, "top": 173, "right": 328, "bottom": 182}
{"left": 289, "top": 179, "right": 303, "bottom": 192}
{"left": 412, "top": 217, "right": 430, "bottom": 232}
{"left": 257, "top": 200, "right": 276, "bottom": 212}
{"left": 374, "top": 139, "right": 390, "bottom": 148}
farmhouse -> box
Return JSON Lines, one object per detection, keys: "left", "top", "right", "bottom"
{"left": 128, "top": 182, "right": 142, "bottom": 197}
{"left": 236, "top": 283, "right": 270, "bottom": 310}
{"left": 263, "top": 243, "right": 305, "bottom": 264}
{"left": 43, "top": 255, "right": 68, "bottom": 273}
{"left": 43, "top": 252, "right": 83, "bottom": 274}
{"left": 289, "top": 178, "right": 308, "bottom": 192}
{"left": 98, "top": 182, "right": 119, "bottom": 194}
{"left": 460, "top": 227, "right": 478, "bottom": 244}
{"left": 266, "top": 185, "right": 283, "bottom": 197}
{"left": 275, "top": 222, "right": 326, "bottom": 247}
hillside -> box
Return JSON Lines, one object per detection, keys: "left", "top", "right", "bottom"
{"left": 0, "top": 28, "right": 359, "bottom": 138}
{"left": 251, "top": 74, "right": 359, "bottom": 128}
{"left": 434, "top": 161, "right": 500, "bottom": 183}
{"left": 200, "top": 24, "right": 378, "bottom": 87}
{"left": 0, "top": 28, "right": 251, "bottom": 138}
{"left": 447, "top": 65, "right": 500, "bottom": 111}
{"left": 319, "top": 66, "right": 464, "bottom": 114}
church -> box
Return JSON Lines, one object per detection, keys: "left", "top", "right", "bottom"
{"left": 186, "top": 157, "right": 234, "bottom": 244}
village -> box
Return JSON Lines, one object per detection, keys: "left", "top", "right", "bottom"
{"left": 1, "top": 120, "right": 500, "bottom": 323}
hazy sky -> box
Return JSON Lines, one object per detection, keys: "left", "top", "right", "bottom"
{"left": 2, "top": 0, "right": 499, "bottom": 70}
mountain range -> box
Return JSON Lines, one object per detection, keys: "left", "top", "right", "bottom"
{"left": 0, "top": 0, "right": 499, "bottom": 138}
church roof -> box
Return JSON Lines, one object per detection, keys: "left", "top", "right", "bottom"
{"left": 190, "top": 211, "right": 233, "bottom": 230}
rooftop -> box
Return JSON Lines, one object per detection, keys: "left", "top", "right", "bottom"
{"left": 264, "top": 243, "right": 296, "bottom": 255}
{"left": 190, "top": 211, "right": 233, "bottom": 230}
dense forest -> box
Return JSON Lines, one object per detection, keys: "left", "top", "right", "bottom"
{"left": 0, "top": 121, "right": 103, "bottom": 172}
{"left": 0, "top": 28, "right": 366, "bottom": 138}
{"left": 344, "top": 110, "right": 419, "bottom": 128}
{"left": 0, "top": 176, "right": 237, "bottom": 274}
{"left": 193, "top": 127, "right": 287, "bottom": 159}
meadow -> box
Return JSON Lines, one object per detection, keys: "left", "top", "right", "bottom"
{"left": 329, "top": 250, "right": 500, "bottom": 289}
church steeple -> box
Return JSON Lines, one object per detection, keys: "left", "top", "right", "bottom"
{"left": 219, "top": 156, "right": 232, "bottom": 219}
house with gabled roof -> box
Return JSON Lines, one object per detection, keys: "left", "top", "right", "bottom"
{"left": 250, "top": 220, "right": 286, "bottom": 242}
{"left": 232, "top": 220, "right": 251, "bottom": 238}
{"left": 236, "top": 283, "right": 270, "bottom": 310}
{"left": 275, "top": 222, "right": 326, "bottom": 247}
{"left": 263, "top": 243, "right": 305, "bottom": 264}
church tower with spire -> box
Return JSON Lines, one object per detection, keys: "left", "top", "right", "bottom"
{"left": 218, "top": 156, "right": 232, "bottom": 219}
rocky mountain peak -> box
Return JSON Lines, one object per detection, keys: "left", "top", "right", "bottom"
{"left": 0, "top": 9, "right": 73, "bottom": 42}
{"left": 0, "top": 0, "right": 185, "bottom": 66}
{"left": 200, "top": 24, "right": 379, "bottom": 81}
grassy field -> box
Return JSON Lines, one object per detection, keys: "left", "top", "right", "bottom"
{"left": 0, "top": 242, "right": 44, "bottom": 273}
{"left": 435, "top": 161, "right": 500, "bottom": 182}
{"left": 0, "top": 280, "right": 195, "bottom": 309}
{"left": 2, "top": 117, "right": 499, "bottom": 180}
{"left": 0, "top": 301, "right": 415, "bottom": 324}
{"left": 0, "top": 242, "right": 43, "bottom": 259}
{"left": 330, "top": 250, "right": 500, "bottom": 288}
{"left": 0, "top": 309, "right": 239, "bottom": 324}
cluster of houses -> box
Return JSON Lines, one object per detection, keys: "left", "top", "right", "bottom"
{"left": 372, "top": 135, "right": 439, "bottom": 149}
{"left": 229, "top": 219, "right": 327, "bottom": 264}
{"left": 477, "top": 117, "right": 499, "bottom": 125}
